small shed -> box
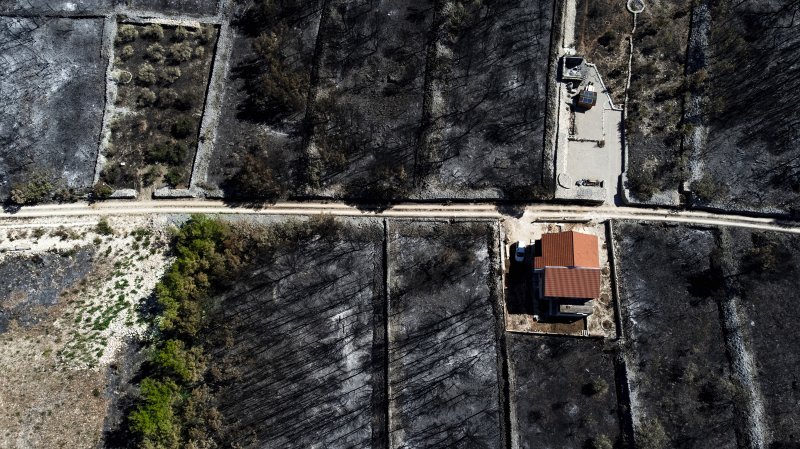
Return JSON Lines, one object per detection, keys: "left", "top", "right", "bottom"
{"left": 577, "top": 83, "right": 597, "bottom": 109}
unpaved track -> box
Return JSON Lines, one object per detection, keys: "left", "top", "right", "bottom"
{"left": 2, "top": 201, "right": 799, "bottom": 234}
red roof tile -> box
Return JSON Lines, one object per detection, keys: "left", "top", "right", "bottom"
{"left": 534, "top": 231, "right": 599, "bottom": 269}
{"left": 543, "top": 267, "right": 601, "bottom": 299}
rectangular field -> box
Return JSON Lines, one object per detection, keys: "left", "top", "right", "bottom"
{"left": 426, "top": 0, "right": 554, "bottom": 198}
{"left": 507, "top": 334, "right": 621, "bottom": 449}
{"left": 0, "top": 17, "right": 106, "bottom": 200}
{"left": 208, "top": 218, "right": 385, "bottom": 448}
{"left": 614, "top": 222, "right": 738, "bottom": 448}
{"left": 693, "top": 1, "right": 800, "bottom": 213}
{"left": 307, "top": 0, "right": 432, "bottom": 198}
{"left": 207, "top": 0, "right": 323, "bottom": 195}
{"left": 725, "top": 229, "right": 800, "bottom": 446}
{"left": 387, "top": 220, "right": 504, "bottom": 448}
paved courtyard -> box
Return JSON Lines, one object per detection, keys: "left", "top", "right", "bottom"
{"left": 555, "top": 64, "right": 624, "bottom": 205}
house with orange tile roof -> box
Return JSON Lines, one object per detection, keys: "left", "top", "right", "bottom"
{"left": 532, "top": 231, "right": 600, "bottom": 318}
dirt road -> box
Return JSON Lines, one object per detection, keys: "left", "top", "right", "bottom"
{"left": 1, "top": 201, "right": 798, "bottom": 234}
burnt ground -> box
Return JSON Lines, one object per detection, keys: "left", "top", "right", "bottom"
{"left": 0, "top": 0, "right": 115, "bottom": 15}
{"left": 0, "top": 17, "right": 106, "bottom": 200}
{"left": 425, "top": 0, "right": 554, "bottom": 199}
{"left": 207, "top": 0, "right": 323, "bottom": 191}
{"left": 508, "top": 334, "right": 621, "bottom": 449}
{"left": 624, "top": 0, "right": 692, "bottom": 198}
{"left": 129, "top": 0, "right": 219, "bottom": 16}
{"left": 387, "top": 220, "right": 504, "bottom": 448}
{"left": 210, "top": 0, "right": 555, "bottom": 202}
{"left": 308, "top": 0, "right": 433, "bottom": 199}
{"left": 614, "top": 222, "right": 739, "bottom": 449}
{"left": 723, "top": 229, "right": 800, "bottom": 446}
{"left": 0, "top": 248, "right": 94, "bottom": 332}
{"left": 207, "top": 218, "right": 384, "bottom": 448}
{"left": 693, "top": 0, "right": 800, "bottom": 214}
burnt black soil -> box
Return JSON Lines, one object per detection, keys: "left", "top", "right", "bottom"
{"left": 723, "top": 229, "right": 800, "bottom": 446}
{"left": 0, "top": 17, "right": 106, "bottom": 199}
{"left": 507, "top": 334, "right": 621, "bottom": 449}
{"left": 207, "top": 219, "right": 385, "bottom": 447}
{"left": 614, "top": 222, "right": 738, "bottom": 449}
{"left": 387, "top": 220, "right": 504, "bottom": 448}
{"left": 697, "top": 0, "right": 800, "bottom": 214}
{"left": 0, "top": 248, "right": 94, "bottom": 333}
{"left": 211, "top": 0, "right": 555, "bottom": 202}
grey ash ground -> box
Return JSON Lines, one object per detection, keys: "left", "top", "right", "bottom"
{"left": 209, "top": 0, "right": 555, "bottom": 201}
{"left": 387, "top": 220, "right": 504, "bottom": 448}
{"left": 508, "top": 334, "right": 621, "bottom": 449}
{"left": 0, "top": 16, "right": 106, "bottom": 198}
{"left": 0, "top": 247, "right": 94, "bottom": 333}
{"left": 206, "top": 218, "right": 384, "bottom": 448}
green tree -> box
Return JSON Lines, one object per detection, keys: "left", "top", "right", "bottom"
{"left": 128, "top": 378, "right": 181, "bottom": 448}
{"left": 9, "top": 172, "right": 54, "bottom": 205}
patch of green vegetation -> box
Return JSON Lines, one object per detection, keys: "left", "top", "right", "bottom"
{"left": 126, "top": 214, "right": 343, "bottom": 448}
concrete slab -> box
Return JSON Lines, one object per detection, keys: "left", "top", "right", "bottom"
{"left": 554, "top": 63, "right": 623, "bottom": 205}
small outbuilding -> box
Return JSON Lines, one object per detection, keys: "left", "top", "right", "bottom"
{"left": 576, "top": 83, "right": 598, "bottom": 109}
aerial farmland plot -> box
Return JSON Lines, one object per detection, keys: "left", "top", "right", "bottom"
{"left": 202, "top": 217, "right": 385, "bottom": 448}
{"left": 507, "top": 333, "right": 622, "bottom": 449}
{"left": 206, "top": 0, "right": 323, "bottom": 198}
{"left": 723, "top": 229, "right": 800, "bottom": 447}
{"left": 614, "top": 222, "right": 740, "bottom": 448}
{"left": 424, "top": 0, "right": 555, "bottom": 199}
{"left": 688, "top": 0, "right": 800, "bottom": 214}
{"left": 0, "top": 16, "right": 106, "bottom": 201}
{"left": 99, "top": 21, "right": 219, "bottom": 191}
{"left": 387, "top": 219, "right": 505, "bottom": 448}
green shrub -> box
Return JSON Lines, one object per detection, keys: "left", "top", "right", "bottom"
{"left": 159, "top": 66, "right": 181, "bottom": 84}
{"left": 587, "top": 435, "right": 613, "bottom": 449}
{"left": 128, "top": 377, "right": 181, "bottom": 448}
{"left": 92, "top": 182, "right": 114, "bottom": 200}
{"left": 194, "top": 46, "right": 205, "bottom": 59}
{"left": 138, "top": 87, "right": 157, "bottom": 106}
{"left": 116, "top": 24, "right": 138, "bottom": 44}
{"left": 169, "top": 42, "right": 193, "bottom": 62}
{"left": 120, "top": 45, "right": 135, "bottom": 60}
{"left": 142, "top": 23, "right": 164, "bottom": 40}
{"left": 582, "top": 379, "right": 609, "bottom": 396}
{"left": 174, "top": 26, "right": 190, "bottom": 41}
{"left": 227, "top": 153, "right": 287, "bottom": 200}
{"left": 197, "top": 24, "right": 215, "bottom": 44}
{"left": 145, "top": 43, "right": 165, "bottom": 63}
{"left": 95, "top": 218, "right": 114, "bottom": 235}
{"left": 152, "top": 339, "right": 204, "bottom": 383}
{"left": 637, "top": 418, "right": 668, "bottom": 449}
{"left": 171, "top": 116, "right": 194, "bottom": 139}
{"left": 9, "top": 172, "right": 54, "bottom": 205}
{"left": 137, "top": 63, "right": 157, "bottom": 85}
{"left": 145, "top": 141, "right": 186, "bottom": 165}
{"left": 164, "top": 167, "right": 186, "bottom": 187}
{"left": 691, "top": 174, "right": 726, "bottom": 203}
{"left": 627, "top": 166, "right": 658, "bottom": 200}
{"left": 159, "top": 88, "right": 179, "bottom": 108}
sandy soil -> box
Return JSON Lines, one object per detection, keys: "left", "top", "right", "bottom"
{"left": 0, "top": 215, "right": 172, "bottom": 448}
